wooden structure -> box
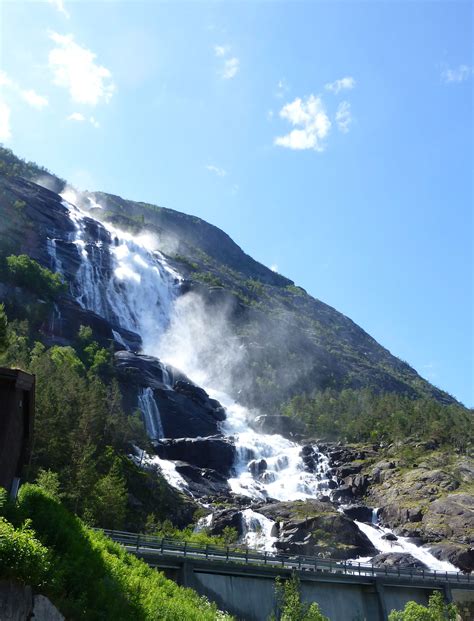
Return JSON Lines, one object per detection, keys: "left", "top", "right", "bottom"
{"left": 0, "top": 368, "right": 35, "bottom": 496}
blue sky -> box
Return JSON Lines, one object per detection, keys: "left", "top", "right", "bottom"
{"left": 0, "top": 0, "right": 472, "bottom": 406}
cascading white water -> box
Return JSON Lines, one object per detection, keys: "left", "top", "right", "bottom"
{"left": 241, "top": 509, "right": 278, "bottom": 552}
{"left": 353, "top": 519, "right": 458, "bottom": 572}
{"left": 138, "top": 387, "right": 165, "bottom": 440}
{"left": 58, "top": 197, "right": 458, "bottom": 571}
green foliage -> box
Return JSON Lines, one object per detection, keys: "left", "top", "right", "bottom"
{"left": 388, "top": 591, "right": 457, "bottom": 621}
{"left": 144, "top": 515, "right": 238, "bottom": 547}
{"left": 35, "top": 469, "right": 63, "bottom": 501}
{"left": 269, "top": 575, "right": 329, "bottom": 621}
{"left": 172, "top": 254, "right": 199, "bottom": 270}
{"left": 283, "top": 388, "right": 473, "bottom": 451}
{"left": 7, "top": 485, "right": 232, "bottom": 620}
{"left": 4, "top": 254, "right": 66, "bottom": 300}
{"left": 0, "top": 146, "right": 65, "bottom": 186}
{"left": 193, "top": 270, "right": 224, "bottom": 287}
{"left": 91, "top": 459, "right": 128, "bottom": 529}
{"left": 0, "top": 516, "right": 51, "bottom": 587}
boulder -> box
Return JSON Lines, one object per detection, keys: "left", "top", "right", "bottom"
{"left": 207, "top": 509, "right": 245, "bottom": 538}
{"left": 156, "top": 437, "right": 236, "bottom": 476}
{"left": 370, "top": 553, "right": 427, "bottom": 569}
{"left": 429, "top": 543, "right": 474, "bottom": 573}
{"left": 248, "top": 459, "right": 267, "bottom": 478}
{"left": 381, "top": 533, "right": 398, "bottom": 542}
{"left": 342, "top": 505, "right": 373, "bottom": 523}
{"left": 174, "top": 463, "right": 231, "bottom": 497}
{"left": 258, "top": 500, "right": 376, "bottom": 560}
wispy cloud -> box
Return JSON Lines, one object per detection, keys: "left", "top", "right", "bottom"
{"left": 214, "top": 44, "right": 239, "bottom": 80}
{"left": 274, "top": 95, "right": 331, "bottom": 152}
{"left": 67, "top": 112, "right": 100, "bottom": 128}
{"left": 441, "top": 64, "right": 472, "bottom": 84}
{"left": 21, "top": 89, "right": 49, "bottom": 109}
{"left": 49, "top": 32, "right": 115, "bottom": 105}
{"left": 270, "top": 264, "right": 279, "bottom": 273}
{"left": 222, "top": 57, "right": 239, "bottom": 80}
{"left": 335, "top": 101, "right": 352, "bottom": 133}
{"left": 325, "top": 76, "right": 356, "bottom": 94}
{"left": 48, "top": 0, "right": 70, "bottom": 19}
{"left": 214, "top": 45, "right": 230, "bottom": 58}
{"left": 0, "top": 70, "right": 49, "bottom": 110}
{"left": 0, "top": 99, "right": 11, "bottom": 141}
{"left": 206, "top": 164, "right": 227, "bottom": 177}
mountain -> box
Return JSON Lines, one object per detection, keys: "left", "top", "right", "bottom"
{"left": 0, "top": 147, "right": 457, "bottom": 413}
{"left": 0, "top": 147, "right": 471, "bottom": 576}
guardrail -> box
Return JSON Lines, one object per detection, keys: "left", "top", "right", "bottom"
{"left": 98, "top": 529, "right": 472, "bottom": 586}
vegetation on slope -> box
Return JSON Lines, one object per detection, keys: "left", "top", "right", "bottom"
{"left": 283, "top": 388, "right": 472, "bottom": 451}
{"left": 0, "top": 485, "right": 232, "bottom": 620}
{"left": 0, "top": 303, "right": 197, "bottom": 532}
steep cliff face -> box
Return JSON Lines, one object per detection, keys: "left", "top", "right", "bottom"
{"left": 0, "top": 166, "right": 456, "bottom": 414}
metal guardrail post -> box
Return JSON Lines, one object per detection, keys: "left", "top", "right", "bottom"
{"left": 160, "top": 538, "right": 164, "bottom": 554}
{"left": 184, "top": 541, "right": 187, "bottom": 557}
{"left": 245, "top": 547, "right": 249, "bottom": 563}
{"left": 358, "top": 563, "right": 361, "bottom": 576}
{"left": 205, "top": 544, "right": 209, "bottom": 559}
{"left": 226, "top": 546, "right": 229, "bottom": 562}
{"left": 264, "top": 551, "right": 267, "bottom": 565}
{"left": 135, "top": 534, "right": 140, "bottom": 552}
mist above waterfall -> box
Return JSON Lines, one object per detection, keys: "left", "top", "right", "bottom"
{"left": 158, "top": 291, "right": 246, "bottom": 396}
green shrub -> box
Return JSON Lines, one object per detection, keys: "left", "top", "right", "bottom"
{"left": 388, "top": 591, "right": 457, "bottom": 620}
{"left": 0, "top": 517, "right": 51, "bottom": 587}
{"left": 269, "top": 575, "right": 329, "bottom": 621}
{"left": 5, "top": 254, "right": 66, "bottom": 300}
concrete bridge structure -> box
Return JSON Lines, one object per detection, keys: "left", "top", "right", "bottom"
{"left": 102, "top": 529, "right": 474, "bottom": 621}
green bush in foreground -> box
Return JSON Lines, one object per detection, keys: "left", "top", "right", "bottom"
{"left": 388, "top": 591, "right": 457, "bottom": 621}
{"left": 269, "top": 575, "right": 329, "bottom": 621}
{"left": 1, "top": 485, "right": 232, "bottom": 620}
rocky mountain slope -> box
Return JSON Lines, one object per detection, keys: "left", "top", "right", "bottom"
{"left": 0, "top": 147, "right": 471, "bottom": 575}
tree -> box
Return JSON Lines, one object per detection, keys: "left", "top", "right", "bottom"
{"left": 91, "top": 459, "right": 128, "bottom": 529}
{"left": 388, "top": 591, "right": 458, "bottom": 621}
{"left": 35, "top": 469, "right": 63, "bottom": 501}
{"left": 269, "top": 575, "right": 329, "bottom": 621}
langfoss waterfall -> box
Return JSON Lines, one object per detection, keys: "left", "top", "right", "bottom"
{"left": 54, "top": 197, "right": 456, "bottom": 572}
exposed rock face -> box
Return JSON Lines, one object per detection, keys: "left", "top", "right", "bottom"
{"left": 370, "top": 553, "right": 427, "bottom": 570}
{"left": 0, "top": 581, "right": 64, "bottom": 621}
{"left": 174, "top": 463, "right": 231, "bottom": 498}
{"left": 207, "top": 508, "right": 245, "bottom": 538}
{"left": 114, "top": 351, "right": 226, "bottom": 438}
{"left": 421, "top": 494, "right": 474, "bottom": 544}
{"left": 156, "top": 437, "right": 236, "bottom": 477}
{"left": 342, "top": 505, "right": 373, "bottom": 523}
{"left": 429, "top": 543, "right": 474, "bottom": 573}
{"left": 258, "top": 500, "right": 376, "bottom": 560}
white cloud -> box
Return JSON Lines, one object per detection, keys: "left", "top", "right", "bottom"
{"left": 48, "top": 0, "right": 70, "bottom": 19}
{"left": 0, "top": 71, "right": 13, "bottom": 88}
{"left": 206, "top": 164, "right": 227, "bottom": 177}
{"left": 0, "top": 99, "right": 11, "bottom": 141}
{"left": 270, "top": 264, "right": 279, "bottom": 273}
{"left": 274, "top": 95, "right": 331, "bottom": 152}
{"left": 325, "top": 76, "right": 356, "bottom": 94}
{"left": 67, "top": 112, "right": 100, "bottom": 128}
{"left": 214, "top": 45, "right": 230, "bottom": 57}
{"left": 335, "top": 100, "right": 352, "bottom": 133}
{"left": 48, "top": 32, "right": 115, "bottom": 105}
{"left": 222, "top": 57, "right": 239, "bottom": 80}
{"left": 441, "top": 64, "right": 472, "bottom": 83}
{"left": 21, "top": 89, "right": 49, "bottom": 109}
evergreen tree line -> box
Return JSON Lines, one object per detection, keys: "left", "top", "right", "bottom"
{"left": 283, "top": 388, "right": 472, "bottom": 451}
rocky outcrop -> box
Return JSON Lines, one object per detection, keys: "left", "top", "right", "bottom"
{"left": 207, "top": 508, "right": 245, "bottom": 538}
{"left": 370, "top": 553, "right": 427, "bottom": 570}
{"left": 114, "top": 351, "right": 226, "bottom": 438}
{"left": 0, "top": 581, "right": 64, "bottom": 621}
{"left": 156, "top": 437, "right": 236, "bottom": 476}
{"left": 342, "top": 505, "right": 374, "bottom": 523}
{"left": 421, "top": 494, "right": 474, "bottom": 544}
{"left": 429, "top": 543, "right": 474, "bottom": 573}
{"left": 174, "top": 463, "right": 231, "bottom": 498}
{"left": 258, "top": 500, "right": 376, "bottom": 560}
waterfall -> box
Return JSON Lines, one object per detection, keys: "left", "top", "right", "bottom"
{"left": 138, "top": 387, "right": 165, "bottom": 440}
{"left": 353, "top": 520, "right": 457, "bottom": 572}
{"left": 240, "top": 509, "right": 277, "bottom": 552}
{"left": 57, "top": 197, "right": 458, "bottom": 572}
